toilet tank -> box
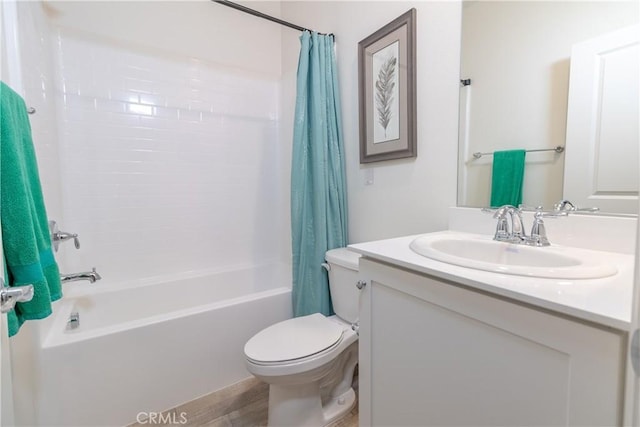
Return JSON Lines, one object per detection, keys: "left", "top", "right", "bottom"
{"left": 325, "top": 248, "right": 361, "bottom": 324}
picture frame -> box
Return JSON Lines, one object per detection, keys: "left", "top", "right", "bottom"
{"left": 358, "top": 8, "right": 417, "bottom": 164}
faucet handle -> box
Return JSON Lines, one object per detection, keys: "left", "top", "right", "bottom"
{"left": 528, "top": 218, "right": 550, "bottom": 247}
{"left": 553, "top": 199, "right": 599, "bottom": 213}
{"left": 49, "top": 220, "right": 81, "bottom": 252}
{"left": 534, "top": 210, "right": 569, "bottom": 219}
{"left": 525, "top": 210, "right": 568, "bottom": 247}
{"left": 484, "top": 205, "right": 518, "bottom": 219}
{"left": 518, "top": 204, "right": 543, "bottom": 212}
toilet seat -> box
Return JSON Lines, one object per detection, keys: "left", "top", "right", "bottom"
{"left": 245, "top": 313, "right": 344, "bottom": 364}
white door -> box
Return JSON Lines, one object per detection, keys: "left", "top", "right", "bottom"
{"left": 563, "top": 25, "right": 640, "bottom": 214}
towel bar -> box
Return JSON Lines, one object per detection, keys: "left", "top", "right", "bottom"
{"left": 473, "top": 145, "right": 564, "bottom": 159}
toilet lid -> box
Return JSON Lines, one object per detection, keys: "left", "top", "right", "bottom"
{"left": 244, "top": 313, "right": 344, "bottom": 363}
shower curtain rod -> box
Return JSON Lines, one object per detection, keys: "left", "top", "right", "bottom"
{"left": 211, "top": 0, "right": 332, "bottom": 36}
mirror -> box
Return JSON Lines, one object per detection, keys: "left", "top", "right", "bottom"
{"left": 457, "top": 1, "right": 639, "bottom": 214}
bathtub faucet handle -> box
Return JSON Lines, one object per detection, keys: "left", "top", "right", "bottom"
{"left": 49, "top": 220, "right": 81, "bottom": 252}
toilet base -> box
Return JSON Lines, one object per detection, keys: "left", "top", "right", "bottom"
{"left": 267, "top": 383, "right": 356, "bottom": 427}
{"left": 323, "top": 387, "right": 356, "bottom": 425}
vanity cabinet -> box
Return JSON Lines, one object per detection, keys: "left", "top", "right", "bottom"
{"left": 358, "top": 258, "right": 627, "bottom": 426}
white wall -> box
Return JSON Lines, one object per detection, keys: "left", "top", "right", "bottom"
{"left": 7, "top": 1, "right": 64, "bottom": 222}
{"left": 459, "top": 1, "right": 639, "bottom": 209}
{"left": 281, "top": 1, "right": 461, "bottom": 244}
{"left": 33, "top": 1, "right": 290, "bottom": 285}
{"left": 42, "top": 0, "right": 283, "bottom": 78}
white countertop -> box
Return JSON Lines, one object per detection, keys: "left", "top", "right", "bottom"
{"left": 349, "top": 230, "right": 635, "bottom": 331}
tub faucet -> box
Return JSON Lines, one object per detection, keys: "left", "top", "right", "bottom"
{"left": 61, "top": 267, "right": 102, "bottom": 284}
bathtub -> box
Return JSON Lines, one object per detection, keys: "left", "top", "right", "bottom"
{"left": 33, "top": 263, "right": 292, "bottom": 426}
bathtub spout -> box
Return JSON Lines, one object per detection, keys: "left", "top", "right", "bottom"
{"left": 61, "top": 267, "right": 102, "bottom": 284}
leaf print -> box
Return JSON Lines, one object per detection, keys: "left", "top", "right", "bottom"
{"left": 375, "top": 56, "right": 397, "bottom": 137}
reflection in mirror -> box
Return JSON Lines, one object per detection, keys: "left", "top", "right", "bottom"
{"left": 457, "top": 1, "right": 639, "bottom": 213}
{"left": 564, "top": 24, "right": 639, "bottom": 214}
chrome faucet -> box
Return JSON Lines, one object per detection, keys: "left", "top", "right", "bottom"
{"left": 527, "top": 210, "right": 567, "bottom": 246}
{"left": 487, "top": 205, "right": 567, "bottom": 247}
{"left": 61, "top": 267, "right": 102, "bottom": 284}
{"left": 492, "top": 205, "right": 526, "bottom": 243}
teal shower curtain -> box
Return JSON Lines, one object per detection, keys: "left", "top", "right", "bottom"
{"left": 291, "top": 32, "right": 348, "bottom": 317}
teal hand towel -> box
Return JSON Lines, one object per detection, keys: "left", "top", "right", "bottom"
{"left": 1, "top": 81, "right": 62, "bottom": 337}
{"left": 490, "top": 149, "right": 526, "bottom": 208}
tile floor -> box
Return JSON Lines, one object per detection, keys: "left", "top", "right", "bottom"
{"left": 129, "top": 377, "right": 358, "bottom": 427}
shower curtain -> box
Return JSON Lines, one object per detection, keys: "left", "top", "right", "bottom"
{"left": 291, "top": 31, "right": 348, "bottom": 317}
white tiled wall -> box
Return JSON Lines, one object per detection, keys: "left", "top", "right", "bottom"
{"left": 50, "top": 32, "right": 287, "bottom": 285}
{"left": 13, "top": 1, "right": 64, "bottom": 223}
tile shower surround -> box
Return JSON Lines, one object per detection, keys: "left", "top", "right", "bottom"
{"left": 49, "top": 33, "right": 286, "bottom": 285}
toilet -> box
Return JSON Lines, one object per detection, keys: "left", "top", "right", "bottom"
{"left": 244, "top": 248, "right": 361, "bottom": 426}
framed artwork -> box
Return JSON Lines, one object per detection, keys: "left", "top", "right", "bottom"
{"left": 358, "top": 8, "right": 417, "bottom": 163}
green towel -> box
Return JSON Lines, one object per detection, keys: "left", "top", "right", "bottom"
{"left": 1, "top": 81, "right": 62, "bottom": 337}
{"left": 490, "top": 149, "right": 526, "bottom": 208}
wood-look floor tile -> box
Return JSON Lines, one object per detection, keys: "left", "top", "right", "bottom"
{"left": 127, "top": 375, "right": 358, "bottom": 427}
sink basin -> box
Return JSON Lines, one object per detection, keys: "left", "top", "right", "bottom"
{"left": 409, "top": 234, "right": 618, "bottom": 279}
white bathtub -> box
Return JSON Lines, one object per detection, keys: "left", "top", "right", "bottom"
{"left": 34, "top": 263, "right": 292, "bottom": 426}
